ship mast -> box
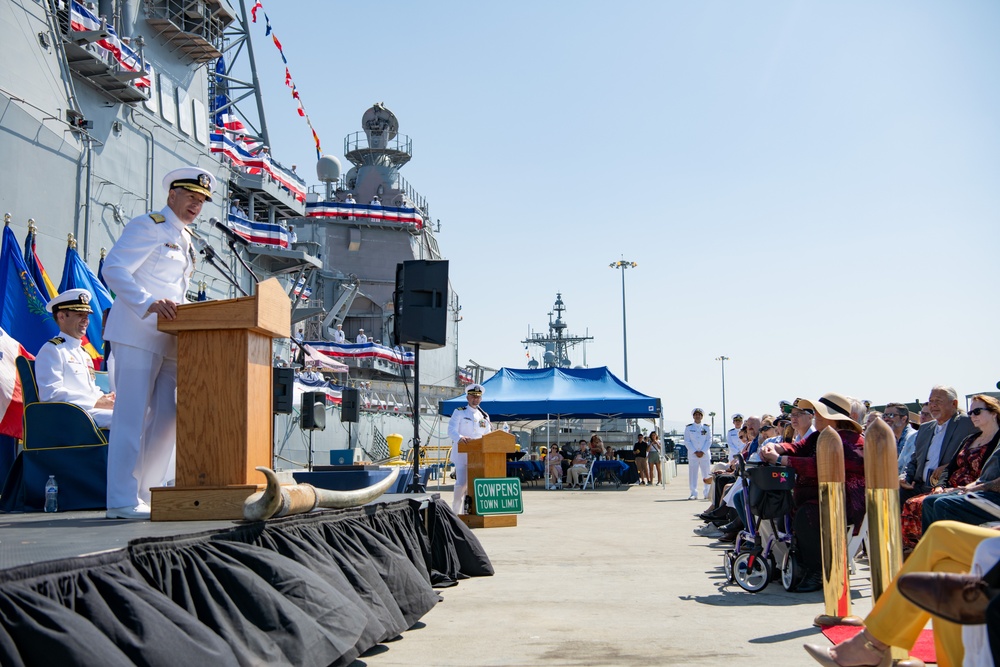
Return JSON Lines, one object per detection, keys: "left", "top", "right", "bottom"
{"left": 522, "top": 293, "right": 593, "bottom": 368}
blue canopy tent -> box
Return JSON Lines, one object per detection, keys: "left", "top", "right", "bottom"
{"left": 439, "top": 367, "right": 661, "bottom": 420}
{"left": 439, "top": 367, "right": 665, "bottom": 489}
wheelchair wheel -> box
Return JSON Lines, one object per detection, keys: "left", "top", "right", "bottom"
{"left": 723, "top": 550, "right": 735, "bottom": 584}
{"left": 733, "top": 552, "right": 771, "bottom": 592}
{"left": 781, "top": 551, "right": 804, "bottom": 592}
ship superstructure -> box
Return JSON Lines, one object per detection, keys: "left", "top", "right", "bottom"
{"left": 1, "top": 3, "right": 469, "bottom": 469}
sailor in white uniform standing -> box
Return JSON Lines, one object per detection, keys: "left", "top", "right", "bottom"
{"left": 447, "top": 383, "right": 491, "bottom": 514}
{"left": 34, "top": 289, "right": 115, "bottom": 428}
{"left": 332, "top": 324, "right": 346, "bottom": 344}
{"left": 684, "top": 407, "right": 713, "bottom": 499}
{"left": 102, "top": 166, "right": 214, "bottom": 519}
{"left": 726, "top": 413, "right": 744, "bottom": 463}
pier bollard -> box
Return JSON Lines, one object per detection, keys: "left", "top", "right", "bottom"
{"left": 864, "top": 419, "right": 924, "bottom": 666}
{"left": 814, "top": 426, "right": 863, "bottom": 627}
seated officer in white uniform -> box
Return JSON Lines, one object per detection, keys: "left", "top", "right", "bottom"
{"left": 34, "top": 288, "right": 115, "bottom": 428}
{"left": 447, "top": 383, "right": 492, "bottom": 515}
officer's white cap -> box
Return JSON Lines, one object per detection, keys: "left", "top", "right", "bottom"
{"left": 732, "top": 413, "right": 744, "bottom": 420}
{"left": 46, "top": 288, "right": 93, "bottom": 314}
{"left": 163, "top": 167, "right": 215, "bottom": 201}
{"left": 692, "top": 407, "right": 704, "bottom": 416}
{"left": 466, "top": 383, "right": 484, "bottom": 395}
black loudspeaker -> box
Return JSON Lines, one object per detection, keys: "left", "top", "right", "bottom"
{"left": 272, "top": 367, "right": 294, "bottom": 414}
{"left": 301, "top": 392, "right": 326, "bottom": 431}
{"left": 341, "top": 387, "right": 360, "bottom": 423}
{"left": 394, "top": 260, "right": 448, "bottom": 349}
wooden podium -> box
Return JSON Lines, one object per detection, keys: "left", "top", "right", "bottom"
{"left": 458, "top": 431, "right": 518, "bottom": 529}
{"left": 150, "top": 278, "right": 290, "bottom": 520}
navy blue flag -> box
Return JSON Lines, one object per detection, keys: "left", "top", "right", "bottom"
{"left": 0, "top": 223, "right": 57, "bottom": 355}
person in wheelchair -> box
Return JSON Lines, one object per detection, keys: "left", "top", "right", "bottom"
{"left": 34, "top": 289, "right": 115, "bottom": 428}
{"left": 759, "top": 393, "right": 867, "bottom": 593}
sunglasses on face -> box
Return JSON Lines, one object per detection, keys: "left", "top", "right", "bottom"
{"left": 970, "top": 407, "right": 990, "bottom": 417}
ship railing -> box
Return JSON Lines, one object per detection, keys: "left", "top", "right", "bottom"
{"left": 344, "top": 131, "right": 412, "bottom": 157}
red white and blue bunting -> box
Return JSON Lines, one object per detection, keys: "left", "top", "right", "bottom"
{"left": 226, "top": 213, "right": 292, "bottom": 248}
{"left": 305, "top": 202, "right": 423, "bottom": 229}
{"left": 69, "top": 1, "right": 151, "bottom": 90}
{"left": 211, "top": 133, "right": 306, "bottom": 202}
{"left": 307, "top": 341, "right": 415, "bottom": 368}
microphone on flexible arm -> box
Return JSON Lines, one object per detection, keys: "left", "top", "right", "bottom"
{"left": 212, "top": 217, "right": 250, "bottom": 247}
{"left": 188, "top": 224, "right": 249, "bottom": 296}
{"left": 210, "top": 217, "right": 260, "bottom": 285}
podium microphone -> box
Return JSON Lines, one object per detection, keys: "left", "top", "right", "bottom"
{"left": 212, "top": 217, "right": 250, "bottom": 247}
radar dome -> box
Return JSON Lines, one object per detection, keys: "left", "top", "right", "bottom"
{"left": 316, "top": 155, "right": 342, "bottom": 182}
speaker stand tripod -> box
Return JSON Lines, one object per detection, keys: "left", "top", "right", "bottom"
{"left": 406, "top": 343, "right": 425, "bottom": 493}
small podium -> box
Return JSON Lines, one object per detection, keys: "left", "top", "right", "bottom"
{"left": 151, "top": 278, "right": 290, "bottom": 520}
{"left": 458, "top": 431, "right": 518, "bottom": 529}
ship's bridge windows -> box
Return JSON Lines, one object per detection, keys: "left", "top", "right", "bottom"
{"left": 192, "top": 98, "right": 208, "bottom": 145}
{"left": 143, "top": 74, "right": 159, "bottom": 115}
{"left": 158, "top": 75, "right": 176, "bottom": 125}
{"left": 176, "top": 88, "right": 192, "bottom": 136}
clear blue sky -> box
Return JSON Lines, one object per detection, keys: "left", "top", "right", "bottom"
{"left": 248, "top": 1, "right": 1000, "bottom": 427}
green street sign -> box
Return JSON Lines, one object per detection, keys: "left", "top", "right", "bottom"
{"left": 473, "top": 478, "right": 523, "bottom": 515}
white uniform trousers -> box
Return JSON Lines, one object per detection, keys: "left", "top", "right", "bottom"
{"left": 90, "top": 407, "right": 113, "bottom": 429}
{"left": 962, "top": 536, "right": 1000, "bottom": 667}
{"left": 106, "top": 343, "right": 177, "bottom": 508}
{"left": 451, "top": 450, "right": 468, "bottom": 514}
{"left": 689, "top": 452, "right": 711, "bottom": 497}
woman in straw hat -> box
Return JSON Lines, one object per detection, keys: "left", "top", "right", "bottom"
{"left": 759, "top": 392, "right": 866, "bottom": 593}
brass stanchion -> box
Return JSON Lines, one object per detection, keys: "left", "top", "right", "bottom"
{"left": 864, "top": 419, "right": 924, "bottom": 666}
{"left": 815, "top": 426, "right": 863, "bottom": 627}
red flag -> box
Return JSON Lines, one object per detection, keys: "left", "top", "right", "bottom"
{"left": 251, "top": 0, "right": 262, "bottom": 22}
{"left": 284, "top": 67, "right": 291, "bottom": 87}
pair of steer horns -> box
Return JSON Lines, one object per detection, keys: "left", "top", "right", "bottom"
{"left": 243, "top": 466, "right": 400, "bottom": 521}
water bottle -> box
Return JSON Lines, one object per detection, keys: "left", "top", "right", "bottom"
{"left": 44, "top": 475, "right": 58, "bottom": 513}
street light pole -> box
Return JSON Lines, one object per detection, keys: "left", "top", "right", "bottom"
{"left": 715, "top": 356, "right": 729, "bottom": 430}
{"left": 709, "top": 411, "right": 716, "bottom": 442}
{"left": 609, "top": 258, "right": 637, "bottom": 382}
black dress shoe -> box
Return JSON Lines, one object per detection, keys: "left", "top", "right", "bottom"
{"left": 717, "top": 531, "right": 738, "bottom": 543}
{"left": 716, "top": 519, "right": 744, "bottom": 534}
{"left": 796, "top": 570, "right": 823, "bottom": 593}
{"left": 897, "top": 572, "right": 997, "bottom": 624}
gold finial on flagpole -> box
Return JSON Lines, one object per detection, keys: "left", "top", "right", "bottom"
{"left": 100, "top": 247, "right": 107, "bottom": 260}
{"left": 3, "top": 213, "right": 9, "bottom": 227}
{"left": 27, "top": 218, "right": 36, "bottom": 235}
{"left": 67, "top": 233, "right": 77, "bottom": 249}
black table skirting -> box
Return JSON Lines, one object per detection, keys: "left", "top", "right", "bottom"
{"left": 0, "top": 497, "right": 492, "bottom": 667}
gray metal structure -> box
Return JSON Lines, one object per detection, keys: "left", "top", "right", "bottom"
{"left": 522, "top": 293, "right": 593, "bottom": 369}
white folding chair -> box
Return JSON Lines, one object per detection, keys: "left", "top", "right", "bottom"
{"left": 580, "top": 459, "right": 596, "bottom": 490}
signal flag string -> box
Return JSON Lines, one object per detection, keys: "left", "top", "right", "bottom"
{"left": 251, "top": 1, "right": 323, "bottom": 159}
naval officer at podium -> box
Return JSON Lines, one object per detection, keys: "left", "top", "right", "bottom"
{"left": 448, "top": 383, "right": 491, "bottom": 515}
{"left": 102, "top": 166, "right": 216, "bottom": 519}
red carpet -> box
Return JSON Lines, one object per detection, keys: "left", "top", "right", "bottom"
{"left": 820, "top": 625, "right": 936, "bottom": 664}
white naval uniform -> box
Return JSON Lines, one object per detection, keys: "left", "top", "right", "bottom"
{"left": 102, "top": 206, "right": 194, "bottom": 509}
{"left": 447, "top": 404, "right": 491, "bottom": 514}
{"left": 356, "top": 333, "right": 368, "bottom": 343}
{"left": 684, "top": 421, "right": 713, "bottom": 497}
{"left": 726, "top": 427, "right": 743, "bottom": 461}
{"left": 332, "top": 329, "right": 346, "bottom": 344}
{"left": 34, "top": 335, "right": 113, "bottom": 428}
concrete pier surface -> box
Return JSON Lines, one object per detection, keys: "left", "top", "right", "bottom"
{"left": 359, "top": 469, "right": 886, "bottom": 667}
